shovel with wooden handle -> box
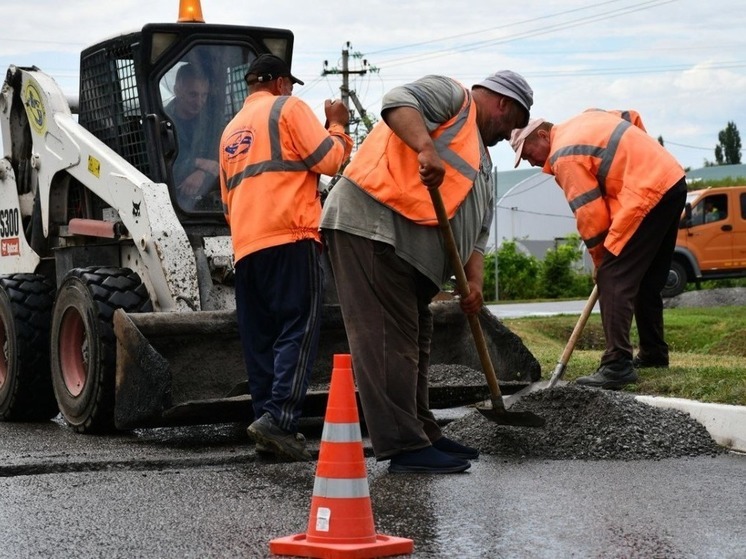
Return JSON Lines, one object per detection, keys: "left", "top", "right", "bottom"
{"left": 429, "top": 187, "right": 545, "bottom": 428}
{"left": 546, "top": 284, "right": 599, "bottom": 388}
{"left": 503, "top": 284, "right": 599, "bottom": 408}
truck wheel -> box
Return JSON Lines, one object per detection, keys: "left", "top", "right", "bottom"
{"left": 50, "top": 267, "right": 152, "bottom": 433}
{"left": 0, "top": 274, "right": 58, "bottom": 421}
{"left": 662, "top": 260, "right": 687, "bottom": 298}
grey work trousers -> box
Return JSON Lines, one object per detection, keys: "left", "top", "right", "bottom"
{"left": 324, "top": 230, "right": 442, "bottom": 460}
{"left": 596, "top": 178, "right": 687, "bottom": 365}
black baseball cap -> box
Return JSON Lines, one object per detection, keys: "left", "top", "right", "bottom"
{"left": 244, "top": 54, "right": 304, "bottom": 86}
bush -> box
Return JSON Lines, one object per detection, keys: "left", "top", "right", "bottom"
{"left": 485, "top": 236, "right": 592, "bottom": 301}
{"left": 484, "top": 241, "right": 540, "bottom": 301}
{"left": 540, "top": 236, "right": 594, "bottom": 298}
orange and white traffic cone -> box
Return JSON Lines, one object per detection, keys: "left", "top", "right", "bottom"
{"left": 270, "top": 353, "right": 414, "bottom": 559}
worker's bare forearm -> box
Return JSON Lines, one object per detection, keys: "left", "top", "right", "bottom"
{"left": 460, "top": 251, "right": 484, "bottom": 314}
{"left": 382, "top": 106, "right": 435, "bottom": 154}
{"left": 383, "top": 106, "right": 444, "bottom": 189}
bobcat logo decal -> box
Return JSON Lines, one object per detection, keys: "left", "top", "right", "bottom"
{"left": 132, "top": 201, "right": 141, "bottom": 217}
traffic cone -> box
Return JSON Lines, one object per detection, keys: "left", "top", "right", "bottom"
{"left": 270, "top": 353, "right": 414, "bottom": 559}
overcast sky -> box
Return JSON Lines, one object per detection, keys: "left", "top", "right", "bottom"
{"left": 2, "top": 0, "right": 745, "bottom": 173}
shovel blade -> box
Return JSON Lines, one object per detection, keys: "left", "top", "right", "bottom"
{"left": 476, "top": 400, "right": 546, "bottom": 427}
{"left": 502, "top": 379, "right": 570, "bottom": 409}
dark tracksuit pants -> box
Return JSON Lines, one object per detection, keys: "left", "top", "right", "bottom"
{"left": 596, "top": 178, "right": 687, "bottom": 365}
{"left": 234, "top": 239, "right": 323, "bottom": 433}
{"left": 324, "top": 230, "right": 443, "bottom": 460}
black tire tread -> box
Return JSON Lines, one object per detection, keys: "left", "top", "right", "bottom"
{"left": 54, "top": 267, "right": 152, "bottom": 433}
{"left": 0, "top": 273, "right": 57, "bottom": 421}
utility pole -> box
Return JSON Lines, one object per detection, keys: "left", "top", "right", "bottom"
{"left": 322, "top": 42, "right": 378, "bottom": 137}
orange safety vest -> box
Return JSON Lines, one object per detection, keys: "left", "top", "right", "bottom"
{"left": 586, "top": 108, "right": 647, "bottom": 132}
{"left": 543, "top": 110, "right": 684, "bottom": 266}
{"left": 220, "top": 92, "right": 352, "bottom": 261}
{"left": 343, "top": 90, "right": 481, "bottom": 225}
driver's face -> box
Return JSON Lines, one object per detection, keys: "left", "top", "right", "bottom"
{"left": 175, "top": 77, "right": 210, "bottom": 119}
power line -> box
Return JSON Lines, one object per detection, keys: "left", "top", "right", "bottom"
{"left": 495, "top": 206, "right": 575, "bottom": 220}
{"left": 364, "top": 0, "right": 627, "bottom": 56}
{"left": 377, "top": 0, "right": 678, "bottom": 69}
{"left": 664, "top": 140, "right": 713, "bottom": 151}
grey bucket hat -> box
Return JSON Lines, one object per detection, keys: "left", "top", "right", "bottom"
{"left": 474, "top": 70, "right": 533, "bottom": 117}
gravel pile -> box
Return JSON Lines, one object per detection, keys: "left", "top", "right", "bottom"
{"left": 443, "top": 384, "right": 723, "bottom": 460}
{"left": 664, "top": 286, "right": 746, "bottom": 308}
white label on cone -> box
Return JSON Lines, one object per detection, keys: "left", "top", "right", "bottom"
{"left": 315, "top": 507, "right": 331, "bottom": 532}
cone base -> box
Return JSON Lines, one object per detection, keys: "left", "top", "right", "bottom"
{"left": 270, "top": 532, "right": 414, "bottom": 559}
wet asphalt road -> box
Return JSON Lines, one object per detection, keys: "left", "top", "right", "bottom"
{"left": 2, "top": 417, "right": 745, "bottom": 558}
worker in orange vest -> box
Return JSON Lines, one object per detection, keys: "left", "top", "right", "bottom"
{"left": 511, "top": 110, "right": 686, "bottom": 389}
{"left": 220, "top": 54, "right": 352, "bottom": 461}
{"left": 321, "top": 71, "right": 534, "bottom": 473}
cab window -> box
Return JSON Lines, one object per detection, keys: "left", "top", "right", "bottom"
{"left": 158, "top": 44, "right": 256, "bottom": 214}
{"left": 691, "top": 194, "right": 728, "bottom": 226}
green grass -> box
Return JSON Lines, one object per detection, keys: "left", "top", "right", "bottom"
{"left": 502, "top": 305, "right": 746, "bottom": 406}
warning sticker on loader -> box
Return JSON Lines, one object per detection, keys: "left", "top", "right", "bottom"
{"left": 1, "top": 238, "right": 20, "bottom": 257}
{"left": 23, "top": 82, "right": 46, "bottom": 135}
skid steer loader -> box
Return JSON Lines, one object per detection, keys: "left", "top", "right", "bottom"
{"left": 0, "top": 1, "right": 540, "bottom": 434}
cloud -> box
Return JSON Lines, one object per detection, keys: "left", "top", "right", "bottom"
{"left": 1, "top": 0, "right": 744, "bottom": 172}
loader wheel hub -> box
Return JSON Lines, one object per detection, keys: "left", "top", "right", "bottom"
{"left": 59, "top": 308, "right": 88, "bottom": 397}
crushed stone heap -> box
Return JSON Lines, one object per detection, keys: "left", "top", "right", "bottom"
{"left": 443, "top": 384, "right": 723, "bottom": 460}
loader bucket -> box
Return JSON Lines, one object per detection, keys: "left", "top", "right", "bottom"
{"left": 113, "top": 300, "right": 540, "bottom": 430}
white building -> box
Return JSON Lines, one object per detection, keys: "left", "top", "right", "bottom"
{"left": 491, "top": 169, "right": 577, "bottom": 259}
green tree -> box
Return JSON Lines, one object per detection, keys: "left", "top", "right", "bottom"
{"left": 715, "top": 121, "right": 742, "bottom": 165}
{"left": 539, "top": 235, "right": 593, "bottom": 298}
{"left": 486, "top": 241, "right": 541, "bottom": 301}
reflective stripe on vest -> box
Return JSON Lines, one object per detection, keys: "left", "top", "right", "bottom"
{"left": 584, "top": 229, "right": 608, "bottom": 249}
{"left": 344, "top": 89, "right": 480, "bottom": 223}
{"left": 432, "top": 95, "right": 479, "bottom": 182}
{"left": 550, "top": 119, "right": 631, "bottom": 204}
{"left": 225, "top": 97, "right": 342, "bottom": 191}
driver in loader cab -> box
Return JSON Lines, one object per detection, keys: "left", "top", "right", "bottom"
{"left": 165, "top": 63, "right": 221, "bottom": 211}
{"left": 219, "top": 54, "right": 352, "bottom": 461}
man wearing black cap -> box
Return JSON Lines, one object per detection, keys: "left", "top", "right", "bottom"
{"left": 320, "top": 70, "right": 533, "bottom": 473}
{"left": 219, "top": 53, "right": 352, "bottom": 461}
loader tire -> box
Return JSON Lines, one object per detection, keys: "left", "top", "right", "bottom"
{"left": 51, "top": 267, "right": 152, "bottom": 433}
{"left": 0, "top": 274, "right": 58, "bottom": 421}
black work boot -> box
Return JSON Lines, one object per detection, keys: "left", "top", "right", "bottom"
{"left": 575, "top": 359, "right": 637, "bottom": 390}
{"left": 632, "top": 354, "right": 669, "bottom": 369}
